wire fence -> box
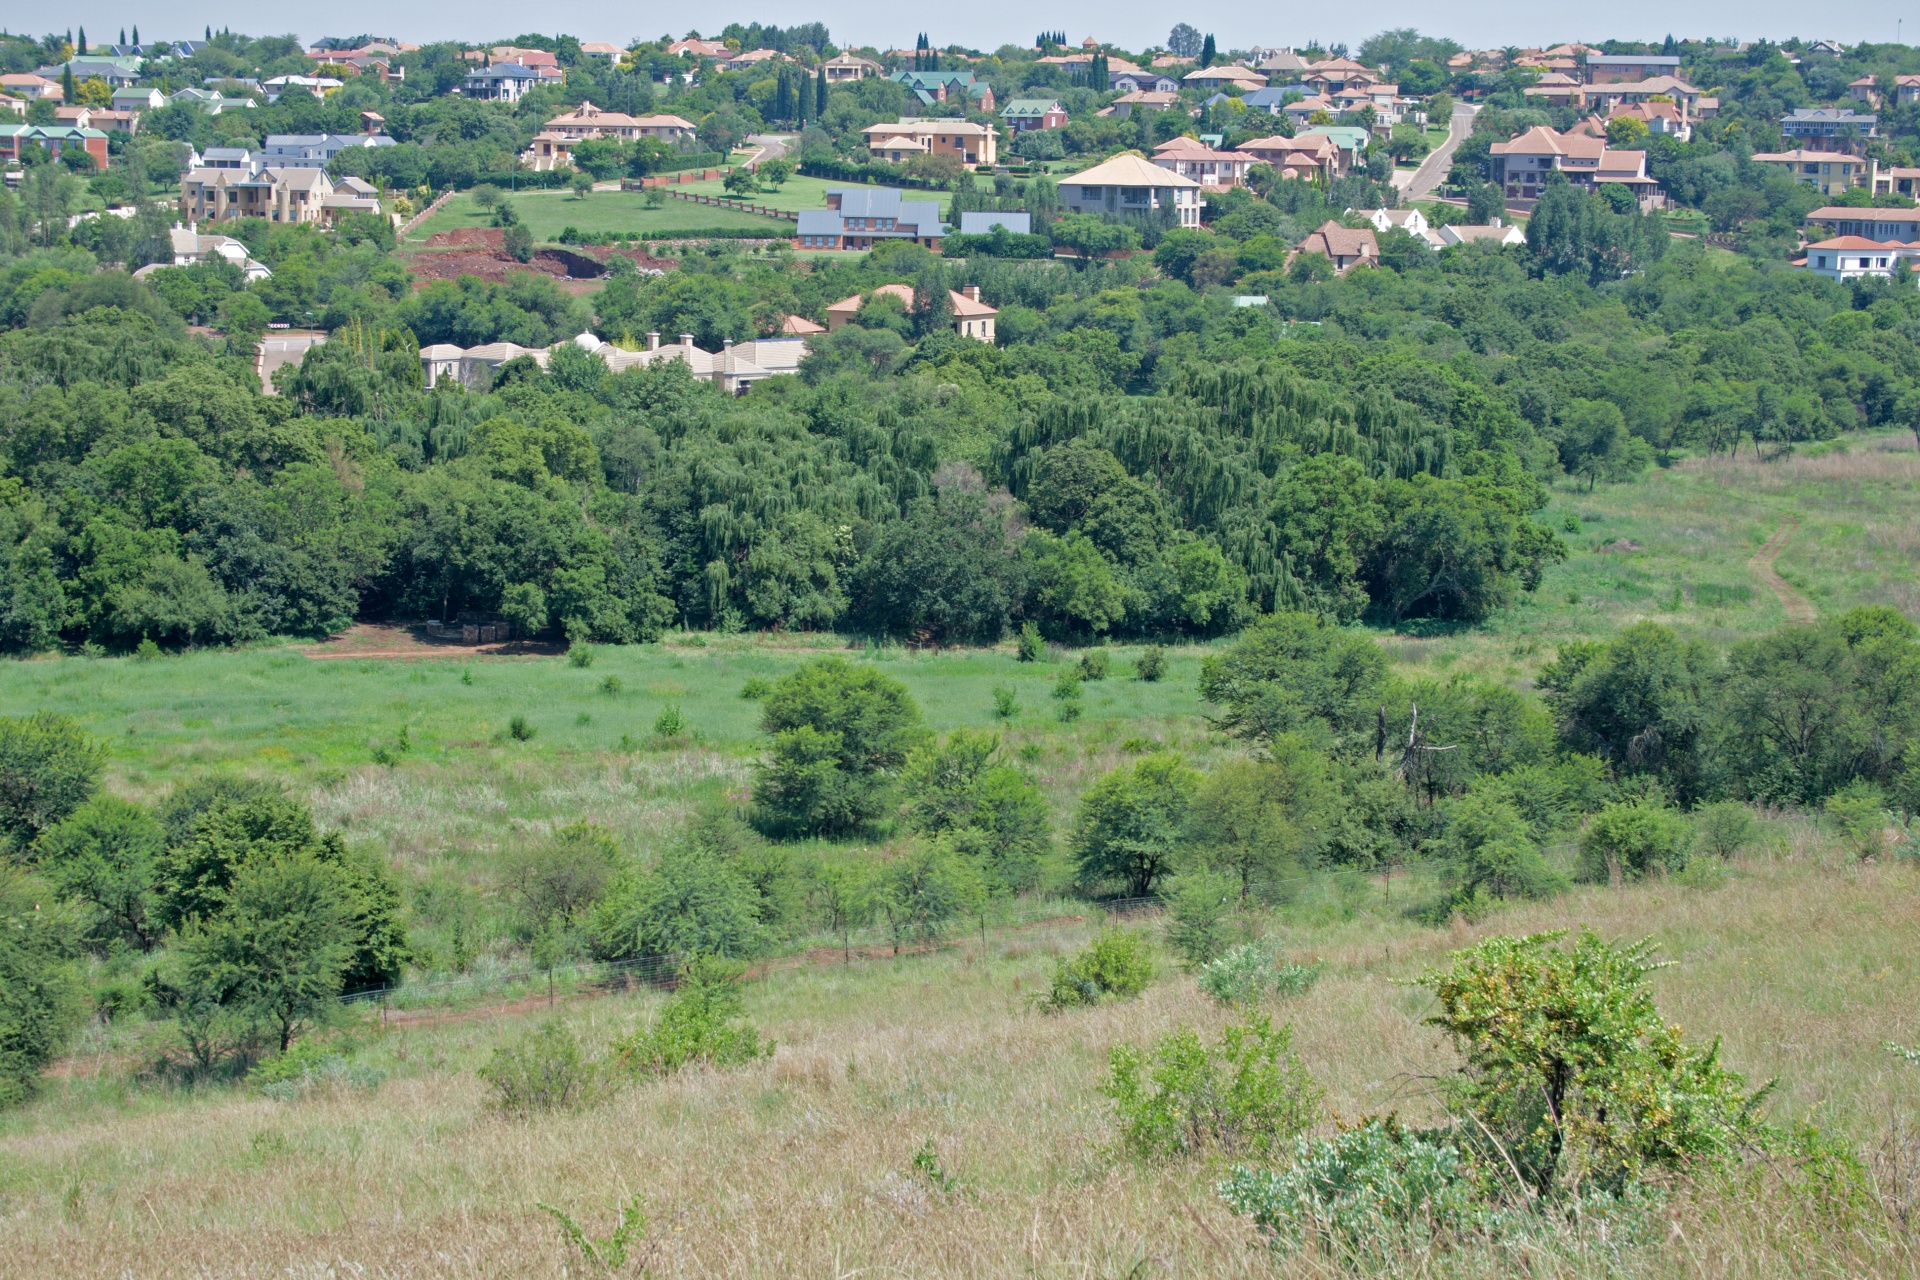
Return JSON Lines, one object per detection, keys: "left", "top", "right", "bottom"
{"left": 341, "top": 862, "right": 1430, "bottom": 1019}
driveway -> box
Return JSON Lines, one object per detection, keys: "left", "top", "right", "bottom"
{"left": 742, "top": 133, "right": 797, "bottom": 169}
{"left": 257, "top": 330, "right": 326, "bottom": 395}
{"left": 1395, "top": 102, "right": 1478, "bottom": 200}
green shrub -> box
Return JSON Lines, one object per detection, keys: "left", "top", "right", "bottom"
{"left": 614, "top": 957, "right": 770, "bottom": 1078}
{"left": 509, "top": 715, "right": 536, "bottom": 742}
{"left": 0, "top": 712, "right": 106, "bottom": 854}
{"left": 567, "top": 643, "right": 596, "bottom": 668}
{"left": 1054, "top": 699, "right": 1081, "bottom": 723}
{"left": 1692, "top": 801, "right": 1754, "bottom": 860}
{"left": 0, "top": 869, "right": 82, "bottom": 1108}
{"left": 1197, "top": 943, "right": 1274, "bottom": 1005}
{"left": 1824, "top": 781, "right": 1892, "bottom": 861}
{"left": 1578, "top": 799, "right": 1693, "bottom": 883}
{"left": 600, "top": 675, "right": 623, "bottom": 696}
{"left": 1078, "top": 649, "right": 1110, "bottom": 681}
{"left": 134, "top": 637, "right": 161, "bottom": 661}
{"left": 991, "top": 686, "right": 1018, "bottom": 719}
{"left": 1135, "top": 645, "right": 1167, "bottom": 682}
{"left": 1421, "top": 929, "right": 1768, "bottom": 1199}
{"left": 652, "top": 704, "right": 687, "bottom": 739}
{"left": 479, "top": 1020, "right": 601, "bottom": 1115}
{"left": 1104, "top": 1014, "right": 1320, "bottom": 1160}
{"left": 1016, "top": 622, "right": 1044, "bottom": 662}
{"left": 739, "top": 677, "right": 772, "bottom": 701}
{"left": 1218, "top": 1120, "right": 1477, "bottom": 1260}
{"left": 539, "top": 1196, "right": 649, "bottom": 1274}
{"left": 1041, "top": 926, "right": 1155, "bottom": 1010}
{"left": 1052, "top": 668, "right": 1082, "bottom": 700}
{"left": 1164, "top": 870, "right": 1236, "bottom": 970}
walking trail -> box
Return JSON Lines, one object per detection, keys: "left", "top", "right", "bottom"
{"left": 1749, "top": 520, "right": 1816, "bottom": 623}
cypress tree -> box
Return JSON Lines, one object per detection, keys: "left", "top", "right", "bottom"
{"left": 119, "top": 29, "right": 126, "bottom": 47}
{"left": 61, "top": 64, "right": 76, "bottom": 104}
{"left": 133, "top": 24, "right": 139, "bottom": 45}
{"left": 1201, "top": 33, "right": 1216, "bottom": 68}
{"left": 78, "top": 27, "right": 87, "bottom": 55}
{"left": 816, "top": 66, "right": 827, "bottom": 116}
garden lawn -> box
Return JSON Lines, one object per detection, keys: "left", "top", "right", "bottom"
{"left": 405, "top": 190, "right": 790, "bottom": 246}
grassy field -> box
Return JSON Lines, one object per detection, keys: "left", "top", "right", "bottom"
{"left": 668, "top": 172, "right": 857, "bottom": 213}
{"left": 0, "top": 434, "right": 1917, "bottom": 1276}
{"left": 404, "top": 190, "right": 791, "bottom": 246}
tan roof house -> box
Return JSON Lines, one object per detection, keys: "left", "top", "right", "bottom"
{"left": 1296, "top": 220, "right": 1378, "bottom": 273}
{"left": 1183, "top": 65, "right": 1266, "bottom": 92}
{"left": 1489, "top": 125, "right": 1661, "bottom": 205}
{"left": 1152, "top": 136, "right": 1256, "bottom": 187}
{"left": 861, "top": 118, "right": 997, "bottom": 166}
{"left": 824, "top": 283, "right": 998, "bottom": 342}
{"left": 1059, "top": 152, "right": 1203, "bottom": 227}
{"left": 1749, "top": 149, "right": 1871, "bottom": 196}
{"left": 823, "top": 53, "right": 883, "bottom": 82}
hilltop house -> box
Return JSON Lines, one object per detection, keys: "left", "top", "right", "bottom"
{"left": 1800, "top": 236, "right": 1920, "bottom": 284}
{"left": 824, "top": 283, "right": 998, "bottom": 341}
{"left": 1002, "top": 99, "right": 1067, "bottom": 132}
{"left": 422, "top": 331, "right": 805, "bottom": 395}
{"left": 795, "top": 187, "right": 947, "bottom": 250}
{"left": 1780, "top": 107, "right": 1878, "bottom": 153}
{"left": 0, "top": 123, "right": 109, "bottom": 168}
{"left": 1584, "top": 54, "right": 1680, "bottom": 83}
{"left": 888, "top": 70, "right": 995, "bottom": 111}
{"left": 461, "top": 63, "right": 542, "bottom": 102}
{"left": 178, "top": 159, "right": 379, "bottom": 225}
{"left": 1152, "top": 136, "right": 1255, "bottom": 187}
{"left": 1058, "top": 152, "right": 1203, "bottom": 227}
{"left": 823, "top": 54, "right": 882, "bottom": 82}
{"left": 1489, "top": 125, "right": 1662, "bottom": 206}
{"left": 1296, "top": 220, "right": 1378, "bottom": 273}
{"left": 862, "top": 118, "right": 997, "bottom": 166}
{"left": 1749, "top": 149, "right": 1871, "bottom": 196}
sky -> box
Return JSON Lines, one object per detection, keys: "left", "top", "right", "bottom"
{"left": 44, "top": 0, "right": 1918, "bottom": 57}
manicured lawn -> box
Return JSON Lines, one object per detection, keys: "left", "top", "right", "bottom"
{"left": 404, "top": 189, "right": 790, "bottom": 246}
{"left": 666, "top": 172, "right": 863, "bottom": 213}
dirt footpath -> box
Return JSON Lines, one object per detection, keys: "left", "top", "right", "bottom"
{"left": 301, "top": 623, "right": 563, "bottom": 660}
{"left": 1749, "top": 521, "right": 1817, "bottom": 623}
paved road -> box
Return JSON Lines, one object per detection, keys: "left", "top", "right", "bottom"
{"left": 742, "top": 133, "right": 797, "bottom": 169}
{"left": 1396, "top": 102, "right": 1478, "bottom": 200}
{"left": 257, "top": 331, "right": 326, "bottom": 395}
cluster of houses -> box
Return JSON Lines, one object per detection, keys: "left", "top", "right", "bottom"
{"left": 419, "top": 330, "right": 809, "bottom": 394}
{"left": 176, "top": 131, "right": 388, "bottom": 225}
{"left": 521, "top": 101, "right": 698, "bottom": 170}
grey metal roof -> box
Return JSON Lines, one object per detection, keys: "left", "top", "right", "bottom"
{"left": 830, "top": 187, "right": 904, "bottom": 217}
{"left": 796, "top": 209, "right": 841, "bottom": 235}
{"left": 959, "top": 211, "right": 1031, "bottom": 235}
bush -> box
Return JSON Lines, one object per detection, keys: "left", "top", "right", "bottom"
{"left": 1016, "top": 622, "right": 1044, "bottom": 662}
{"left": 1164, "top": 869, "right": 1236, "bottom": 970}
{"left": 1197, "top": 943, "right": 1321, "bottom": 1006}
{"left": 1135, "top": 645, "right": 1167, "bottom": 682}
{"left": 1422, "top": 929, "right": 1768, "bottom": 1199}
{"left": 567, "top": 642, "right": 596, "bottom": 668}
{"left": 0, "top": 713, "right": 106, "bottom": 854}
{"left": 613, "top": 956, "right": 770, "bottom": 1078}
{"left": 0, "top": 869, "right": 82, "bottom": 1108}
{"left": 992, "top": 686, "right": 1018, "bottom": 719}
{"left": 739, "top": 677, "right": 772, "bottom": 701}
{"left": 479, "top": 1020, "right": 601, "bottom": 1114}
{"left": 1692, "top": 801, "right": 1754, "bottom": 861}
{"left": 1073, "top": 754, "right": 1201, "bottom": 896}
{"left": 1219, "top": 1120, "right": 1478, "bottom": 1261}
{"left": 1578, "top": 799, "right": 1693, "bottom": 884}
{"left": 652, "top": 704, "right": 688, "bottom": 739}
{"left": 1825, "top": 781, "right": 1893, "bottom": 861}
{"left": 1041, "top": 926, "right": 1155, "bottom": 1009}
{"left": 1078, "top": 650, "right": 1110, "bottom": 681}
{"left": 1104, "top": 1014, "right": 1320, "bottom": 1160}
{"left": 509, "top": 715, "right": 536, "bottom": 742}
{"left": 751, "top": 659, "right": 925, "bottom": 837}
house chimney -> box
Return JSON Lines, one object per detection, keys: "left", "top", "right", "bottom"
{"left": 646, "top": 331, "right": 660, "bottom": 351}
{"left": 963, "top": 285, "right": 981, "bottom": 302}
{"left": 680, "top": 333, "right": 695, "bottom": 350}
{"left": 1490, "top": 216, "right": 1502, "bottom": 228}
{"left": 722, "top": 338, "right": 733, "bottom": 351}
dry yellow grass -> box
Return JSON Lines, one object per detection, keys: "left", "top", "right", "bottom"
{"left": 7, "top": 836, "right": 1918, "bottom": 1278}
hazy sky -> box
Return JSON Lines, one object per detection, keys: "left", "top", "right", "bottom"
{"left": 51, "top": 0, "right": 1915, "bottom": 57}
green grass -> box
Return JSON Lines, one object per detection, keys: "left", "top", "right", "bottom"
{"left": 666, "top": 173, "right": 861, "bottom": 213}
{"left": 404, "top": 190, "right": 790, "bottom": 246}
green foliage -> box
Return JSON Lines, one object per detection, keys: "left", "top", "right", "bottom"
{"left": 876, "top": 839, "right": 983, "bottom": 949}
{"left": 614, "top": 956, "right": 770, "bottom": 1078}
{"left": 1578, "top": 799, "right": 1694, "bottom": 883}
{"left": 752, "top": 658, "right": 925, "bottom": 837}
{"left": 991, "top": 685, "right": 1017, "bottom": 719}
{"left": 480, "top": 1020, "right": 601, "bottom": 1115}
{"left": 1043, "top": 926, "right": 1155, "bottom": 1010}
{"left": 1422, "top": 929, "right": 1769, "bottom": 1199}
{"left": 1104, "top": 1014, "right": 1320, "bottom": 1160}
{"left": 1016, "top": 622, "right": 1044, "bottom": 662}
{"left": 1219, "top": 1120, "right": 1479, "bottom": 1261}
{"left": 0, "top": 712, "right": 106, "bottom": 855}
{"left": 1077, "top": 649, "right": 1110, "bottom": 681}
{"left": 537, "top": 1196, "right": 649, "bottom": 1275}
{"left": 1824, "top": 781, "right": 1893, "bottom": 861}
{"left": 508, "top": 715, "right": 536, "bottom": 742}
{"left": 171, "top": 850, "right": 360, "bottom": 1053}
{"left": 1186, "top": 741, "right": 1331, "bottom": 899}
{"left": 1163, "top": 869, "right": 1237, "bottom": 970}
{"left": 651, "top": 704, "right": 687, "bottom": 739}
{"left": 739, "top": 677, "right": 772, "bottom": 701}
{"left": 0, "top": 868, "right": 82, "bottom": 1108}
{"left": 1437, "top": 791, "right": 1569, "bottom": 918}
{"left": 1198, "top": 613, "right": 1388, "bottom": 757}
{"left": 899, "top": 729, "right": 1050, "bottom": 893}
{"left": 33, "top": 795, "right": 165, "bottom": 951}
{"left": 1198, "top": 943, "right": 1321, "bottom": 1006}
{"left": 591, "top": 837, "right": 765, "bottom": 963}
{"left": 1134, "top": 645, "right": 1166, "bottom": 682}
{"left": 1692, "top": 801, "right": 1755, "bottom": 861}
{"left": 1540, "top": 624, "right": 1716, "bottom": 800}
{"left": 1072, "top": 753, "right": 1200, "bottom": 896}
{"left": 567, "top": 642, "right": 596, "bottom": 668}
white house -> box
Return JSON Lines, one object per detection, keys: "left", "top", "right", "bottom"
{"left": 1801, "top": 235, "right": 1920, "bottom": 283}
